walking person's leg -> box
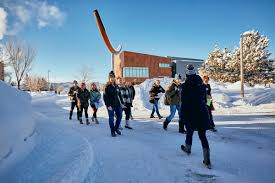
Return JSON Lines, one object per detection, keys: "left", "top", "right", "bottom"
{"left": 177, "top": 104, "right": 186, "bottom": 133}
{"left": 155, "top": 100, "right": 162, "bottom": 119}
{"left": 151, "top": 101, "right": 155, "bottom": 118}
{"left": 107, "top": 108, "right": 116, "bottom": 136}
{"left": 69, "top": 102, "right": 75, "bottom": 120}
{"left": 84, "top": 106, "right": 89, "bottom": 125}
{"left": 114, "top": 107, "right": 122, "bottom": 135}
{"left": 125, "top": 106, "right": 132, "bottom": 129}
{"left": 181, "top": 127, "right": 194, "bottom": 154}
{"left": 198, "top": 130, "right": 211, "bottom": 168}
{"left": 163, "top": 105, "right": 176, "bottom": 130}
{"left": 92, "top": 104, "right": 99, "bottom": 124}
{"left": 76, "top": 104, "right": 80, "bottom": 120}
{"left": 208, "top": 106, "right": 217, "bottom": 132}
{"left": 79, "top": 106, "right": 84, "bottom": 124}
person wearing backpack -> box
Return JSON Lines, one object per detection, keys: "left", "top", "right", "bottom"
{"left": 163, "top": 75, "right": 186, "bottom": 133}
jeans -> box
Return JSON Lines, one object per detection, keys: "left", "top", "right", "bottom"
{"left": 166, "top": 104, "right": 181, "bottom": 122}
{"left": 151, "top": 99, "right": 160, "bottom": 116}
{"left": 70, "top": 102, "right": 79, "bottom": 119}
{"left": 185, "top": 128, "right": 210, "bottom": 149}
{"left": 107, "top": 106, "right": 122, "bottom": 131}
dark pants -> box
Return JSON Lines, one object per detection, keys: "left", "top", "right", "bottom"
{"left": 123, "top": 106, "right": 131, "bottom": 120}
{"left": 107, "top": 106, "right": 122, "bottom": 131}
{"left": 91, "top": 104, "right": 98, "bottom": 118}
{"left": 185, "top": 128, "right": 210, "bottom": 149}
{"left": 79, "top": 105, "right": 88, "bottom": 119}
{"left": 207, "top": 106, "right": 215, "bottom": 128}
{"left": 70, "top": 102, "right": 79, "bottom": 119}
{"left": 151, "top": 99, "right": 161, "bottom": 116}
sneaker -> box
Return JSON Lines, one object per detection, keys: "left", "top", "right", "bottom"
{"left": 181, "top": 145, "right": 191, "bottom": 155}
{"left": 150, "top": 115, "right": 155, "bottom": 118}
{"left": 125, "top": 125, "right": 133, "bottom": 130}
{"left": 158, "top": 115, "right": 163, "bottom": 119}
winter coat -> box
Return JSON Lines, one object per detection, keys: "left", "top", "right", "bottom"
{"left": 118, "top": 85, "right": 132, "bottom": 107}
{"left": 90, "top": 89, "right": 101, "bottom": 105}
{"left": 77, "top": 88, "right": 90, "bottom": 108}
{"left": 149, "top": 84, "right": 165, "bottom": 102}
{"left": 103, "top": 83, "right": 124, "bottom": 108}
{"left": 68, "top": 86, "right": 80, "bottom": 102}
{"left": 204, "top": 83, "right": 215, "bottom": 110}
{"left": 180, "top": 75, "right": 210, "bottom": 131}
{"left": 128, "top": 85, "right": 136, "bottom": 101}
{"left": 165, "top": 82, "right": 181, "bottom": 105}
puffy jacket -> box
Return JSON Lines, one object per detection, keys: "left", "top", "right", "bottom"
{"left": 77, "top": 88, "right": 90, "bottom": 107}
{"left": 149, "top": 84, "right": 165, "bottom": 100}
{"left": 180, "top": 75, "right": 210, "bottom": 131}
{"left": 165, "top": 82, "right": 181, "bottom": 105}
{"left": 90, "top": 89, "right": 101, "bottom": 105}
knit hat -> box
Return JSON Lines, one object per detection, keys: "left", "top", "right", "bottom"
{"left": 186, "top": 64, "right": 196, "bottom": 75}
{"left": 108, "top": 70, "right": 115, "bottom": 79}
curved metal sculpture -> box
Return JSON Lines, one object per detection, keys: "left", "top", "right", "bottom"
{"left": 93, "top": 10, "right": 122, "bottom": 55}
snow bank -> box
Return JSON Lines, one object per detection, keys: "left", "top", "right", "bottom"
{"left": 0, "top": 81, "right": 35, "bottom": 162}
{"left": 133, "top": 77, "right": 173, "bottom": 111}
{"left": 133, "top": 78, "right": 275, "bottom": 113}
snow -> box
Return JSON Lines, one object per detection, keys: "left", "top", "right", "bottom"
{"left": 0, "top": 78, "right": 275, "bottom": 183}
{"left": 0, "top": 81, "right": 35, "bottom": 165}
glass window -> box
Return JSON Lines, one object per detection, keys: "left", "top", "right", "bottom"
{"left": 159, "top": 63, "right": 170, "bottom": 68}
{"left": 123, "top": 67, "right": 149, "bottom": 78}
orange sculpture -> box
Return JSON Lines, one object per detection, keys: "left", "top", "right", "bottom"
{"left": 93, "top": 9, "right": 122, "bottom": 55}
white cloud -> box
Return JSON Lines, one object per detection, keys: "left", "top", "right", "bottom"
{"left": 14, "top": 5, "right": 31, "bottom": 23}
{"left": 0, "top": 0, "right": 66, "bottom": 38}
{"left": 37, "top": 2, "right": 65, "bottom": 28}
{"left": 0, "top": 7, "right": 7, "bottom": 40}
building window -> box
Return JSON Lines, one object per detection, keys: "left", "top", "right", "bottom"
{"left": 123, "top": 67, "right": 149, "bottom": 78}
{"left": 159, "top": 63, "right": 170, "bottom": 68}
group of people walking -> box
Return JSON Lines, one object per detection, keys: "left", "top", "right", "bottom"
{"left": 68, "top": 80, "right": 101, "bottom": 125}
{"left": 68, "top": 64, "right": 216, "bottom": 169}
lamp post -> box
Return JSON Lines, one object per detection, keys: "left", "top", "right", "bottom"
{"left": 48, "top": 70, "right": 51, "bottom": 91}
{"left": 240, "top": 34, "right": 244, "bottom": 98}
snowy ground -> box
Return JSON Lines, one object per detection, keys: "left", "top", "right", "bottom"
{"left": 0, "top": 80, "right": 275, "bottom": 183}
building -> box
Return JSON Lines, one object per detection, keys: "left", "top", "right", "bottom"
{"left": 0, "top": 62, "right": 4, "bottom": 81}
{"left": 113, "top": 51, "right": 172, "bottom": 83}
{"left": 169, "top": 57, "right": 204, "bottom": 79}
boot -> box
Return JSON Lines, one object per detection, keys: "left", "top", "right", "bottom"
{"left": 158, "top": 115, "right": 163, "bottom": 119}
{"left": 178, "top": 120, "right": 186, "bottom": 134}
{"left": 111, "top": 130, "right": 116, "bottom": 137}
{"left": 69, "top": 116, "right": 72, "bottom": 120}
{"left": 79, "top": 118, "right": 83, "bottom": 124}
{"left": 203, "top": 148, "right": 212, "bottom": 169}
{"left": 163, "top": 119, "right": 168, "bottom": 130}
{"left": 95, "top": 118, "right": 99, "bottom": 124}
{"left": 181, "top": 144, "right": 191, "bottom": 155}
{"left": 150, "top": 114, "right": 155, "bottom": 118}
{"left": 86, "top": 118, "right": 90, "bottom": 125}
{"left": 91, "top": 116, "right": 95, "bottom": 122}
{"left": 125, "top": 120, "right": 133, "bottom": 129}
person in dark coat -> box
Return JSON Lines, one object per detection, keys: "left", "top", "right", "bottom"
{"left": 103, "top": 71, "right": 124, "bottom": 137}
{"left": 127, "top": 82, "right": 135, "bottom": 120}
{"left": 90, "top": 83, "right": 101, "bottom": 124}
{"left": 163, "top": 75, "right": 186, "bottom": 133}
{"left": 77, "top": 82, "right": 90, "bottom": 125}
{"left": 68, "top": 80, "right": 80, "bottom": 120}
{"left": 180, "top": 64, "right": 212, "bottom": 169}
{"left": 203, "top": 75, "right": 217, "bottom": 132}
{"left": 149, "top": 80, "right": 165, "bottom": 119}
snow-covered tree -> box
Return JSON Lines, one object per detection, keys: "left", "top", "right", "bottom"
{"left": 199, "top": 46, "right": 232, "bottom": 82}
{"left": 226, "top": 30, "right": 272, "bottom": 85}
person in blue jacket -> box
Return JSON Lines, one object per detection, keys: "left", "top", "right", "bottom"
{"left": 90, "top": 83, "right": 101, "bottom": 124}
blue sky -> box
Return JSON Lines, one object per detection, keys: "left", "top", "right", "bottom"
{"left": 1, "top": 0, "right": 275, "bottom": 83}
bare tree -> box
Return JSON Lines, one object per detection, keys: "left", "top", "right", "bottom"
{"left": 5, "top": 40, "right": 36, "bottom": 89}
{"left": 77, "top": 65, "right": 92, "bottom": 83}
